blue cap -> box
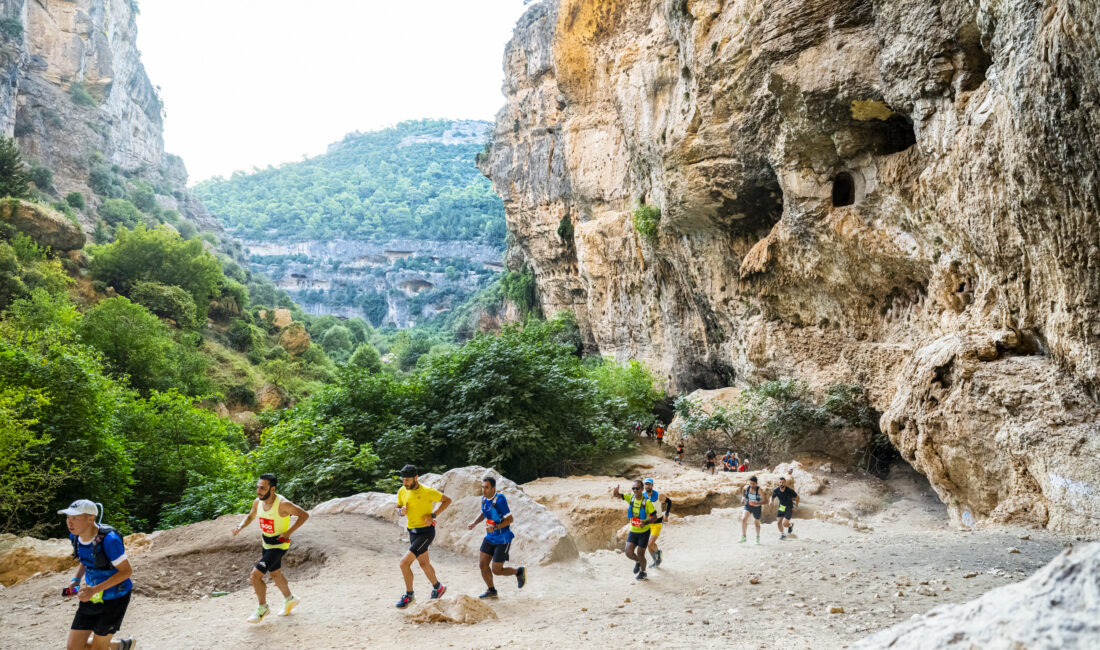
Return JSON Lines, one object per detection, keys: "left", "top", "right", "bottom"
{"left": 644, "top": 478, "right": 654, "bottom": 485}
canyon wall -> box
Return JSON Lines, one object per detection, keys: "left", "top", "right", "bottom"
{"left": 482, "top": 0, "right": 1100, "bottom": 536}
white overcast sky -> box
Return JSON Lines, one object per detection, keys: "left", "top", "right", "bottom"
{"left": 136, "top": 0, "right": 530, "bottom": 183}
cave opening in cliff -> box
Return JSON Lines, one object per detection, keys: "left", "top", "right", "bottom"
{"left": 873, "top": 114, "right": 917, "bottom": 155}
{"left": 864, "top": 424, "right": 899, "bottom": 479}
{"left": 832, "top": 172, "right": 855, "bottom": 207}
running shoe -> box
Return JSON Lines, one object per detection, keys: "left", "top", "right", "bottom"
{"left": 516, "top": 566, "right": 526, "bottom": 589}
{"left": 117, "top": 639, "right": 137, "bottom": 650}
{"left": 788, "top": 523, "right": 794, "bottom": 533}
{"left": 633, "top": 561, "right": 640, "bottom": 574}
{"left": 395, "top": 592, "right": 415, "bottom": 609}
{"left": 636, "top": 571, "right": 647, "bottom": 581}
{"left": 247, "top": 603, "right": 269, "bottom": 624}
{"left": 430, "top": 583, "right": 447, "bottom": 599}
{"left": 279, "top": 593, "right": 300, "bottom": 616}
{"left": 651, "top": 550, "right": 662, "bottom": 567}
{"left": 780, "top": 534, "right": 787, "bottom": 541}
{"left": 738, "top": 536, "right": 747, "bottom": 543}
{"left": 479, "top": 587, "right": 499, "bottom": 599}
{"left": 755, "top": 537, "right": 761, "bottom": 545}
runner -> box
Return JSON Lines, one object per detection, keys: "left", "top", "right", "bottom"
{"left": 722, "top": 451, "right": 735, "bottom": 472}
{"left": 705, "top": 449, "right": 717, "bottom": 475}
{"left": 738, "top": 457, "right": 749, "bottom": 472}
{"left": 394, "top": 464, "right": 452, "bottom": 608}
{"left": 675, "top": 441, "right": 685, "bottom": 465}
{"left": 61, "top": 500, "right": 137, "bottom": 650}
{"left": 772, "top": 476, "right": 799, "bottom": 540}
{"left": 611, "top": 480, "right": 657, "bottom": 580}
{"left": 642, "top": 478, "right": 673, "bottom": 567}
{"left": 654, "top": 423, "right": 665, "bottom": 446}
{"left": 465, "top": 475, "right": 526, "bottom": 598}
{"left": 738, "top": 476, "right": 767, "bottom": 544}
{"left": 232, "top": 473, "right": 310, "bottom": 623}
{"left": 784, "top": 467, "right": 797, "bottom": 533}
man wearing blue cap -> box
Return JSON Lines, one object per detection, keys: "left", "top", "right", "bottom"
{"left": 60, "top": 499, "right": 136, "bottom": 650}
{"left": 642, "top": 478, "right": 672, "bottom": 567}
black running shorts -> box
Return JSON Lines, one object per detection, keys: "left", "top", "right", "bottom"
{"left": 255, "top": 547, "right": 287, "bottom": 573}
{"left": 776, "top": 504, "right": 795, "bottom": 519}
{"left": 480, "top": 539, "right": 512, "bottom": 563}
{"left": 626, "top": 530, "right": 651, "bottom": 547}
{"left": 744, "top": 505, "right": 762, "bottom": 520}
{"left": 408, "top": 525, "right": 435, "bottom": 557}
{"left": 71, "top": 591, "right": 131, "bottom": 637}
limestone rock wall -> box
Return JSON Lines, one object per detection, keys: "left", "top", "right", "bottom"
{"left": 483, "top": 0, "right": 1100, "bottom": 537}
{"left": 0, "top": 0, "right": 216, "bottom": 234}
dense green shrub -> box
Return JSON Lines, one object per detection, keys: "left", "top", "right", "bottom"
{"left": 0, "top": 16, "right": 24, "bottom": 40}
{"left": 29, "top": 165, "right": 52, "bottom": 192}
{"left": 70, "top": 82, "right": 97, "bottom": 107}
{"left": 130, "top": 281, "right": 198, "bottom": 328}
{"left": 99, "top": 198, "right": 142, "bottom": 228}
{"left": 348, "top": 343, "right": 382, "bottom": 372}
{"left": 130, "top": 181, "right": 158, "bottom": 213}
{"left": 632, "top": 203, "right": 661, "bottom": 243}
{"left": 89, "top": 225, "right": 225, "bottom": 320}
{"left": 0, "top": 236, "right": 70, "bottom": 310}
{"left": 320, "top": 325, "right": 353, "bottom": 361}
{"left": 500, "top": 267, "right": 539, "bottom": 318}
{"left": 227, "top": 318, "right": 265, "bottom": 353}
{"left": 66, "top": 192, "right": 85, "bottom": 209}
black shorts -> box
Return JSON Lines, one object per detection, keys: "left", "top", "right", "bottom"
{"left": 706, "top": 461, "right": 715, "bottom": 468}
{"left": 480, "top": 538, "right": 512, "bottom": 563}
{"left": 626, "top": 530, "right": 651, "bottom": 547}
{"left": 255, "top": 547, "right": 287, "bottom": 573}
{"left": 71, "top": 591, "right": 131, "bottom": 637}
{"left": 408, "top": 525, "right": 435, "bottom": 557}
{"left": 744, "top": 505, "right": 762, "bottom": 520}
{"left": 776, "top": 505, "right": 795, "bottom": 520}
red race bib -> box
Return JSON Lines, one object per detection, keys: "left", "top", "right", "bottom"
{"left": 630, "top": 517, "right": 643, "bottom": 527}
{"left": 485, "top": 518, "right": 497, "bottom": 531}
{"left": 259, "top": 518, "right": 275, "bottom": 534}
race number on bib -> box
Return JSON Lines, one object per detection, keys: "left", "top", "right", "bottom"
{"left": 486, "top": 518, "right": 497, "bottom": 531}
{"left": 259, "top": 518, "right": 275, "bottom": 534}
{"left": 778, "top": 505, "right": 787, "bottom": 512}
{"left": 630, "top": 517, "right": 643, "bottom": 527}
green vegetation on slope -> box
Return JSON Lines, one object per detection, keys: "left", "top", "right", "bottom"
{"left": 194, "top": 119, "right": 506, "bottom": 244}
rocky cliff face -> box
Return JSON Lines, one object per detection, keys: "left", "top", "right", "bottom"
{"left": 0, "top": 0, "right": 218, "bottom": 233}
{"left": 483, "top": 0, "right": 1100, "bottom": 537}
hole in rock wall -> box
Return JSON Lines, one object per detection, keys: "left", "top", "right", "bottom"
{"left": 873, "top": 114, "right": 916, "bottom": 155}
{"left": 718, "top": 165, "right": 784, "bottom": 238}
{"left": 832, "top": 172, "right": 855, "bottom": 207}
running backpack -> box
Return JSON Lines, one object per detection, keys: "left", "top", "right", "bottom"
{"left": 70, "top": 525, "right": 118, "bottom": 571}
{"left": 627, "top": 495, "right": 649, "bottom": 523}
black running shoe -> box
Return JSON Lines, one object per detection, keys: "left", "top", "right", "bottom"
{"left": 516, "top": 566, "right": 526, "bottom": 589}
{"left": 788, "top": 523, "right": 793, "bottom": 533}
{"left": 651, "top": 550, "right": 662, "bottom": 567}
{"left": 633, "top": 561, "right": 640, "bottom": 574}
{"left": 430, "top": 583, "right": 447, "bottom": 599}
{"left": 636, "top": 571, "right": 647, "bottom": 581}
{"left": 478, "top": 588, "right": 498, "bottom": 599}
{"left": 395, "top": 592, "right": 414, "bottom": 609}
{"left": 118, "top": 639, "right": 136, "bottom": 650}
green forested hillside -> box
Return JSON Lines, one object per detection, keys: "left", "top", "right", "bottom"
{"left": 194, "top": 119, "right": 506, "bottom": 244}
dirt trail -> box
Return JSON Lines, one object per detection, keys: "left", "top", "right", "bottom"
{"left": 1, "top": 457, "right": 1069, "bottom": 649}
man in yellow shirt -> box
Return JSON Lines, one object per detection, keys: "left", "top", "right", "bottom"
{"left": 611, "top": 479, "right": 657, "bottom": 580}
{"left": 394, "top": 464, "right": 452, "bottom": 608}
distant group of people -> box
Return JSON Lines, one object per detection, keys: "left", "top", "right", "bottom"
{"left": 632, "top": 421, "right": 666, "bottom": 446}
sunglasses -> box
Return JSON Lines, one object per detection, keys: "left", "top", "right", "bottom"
{"left": 631, "top": 486, "right": 643, "bottom": 490}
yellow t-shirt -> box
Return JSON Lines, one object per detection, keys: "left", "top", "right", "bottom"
{"left": 622, "top": 493, "right": 657, "bottom": 533}
{"left": 397, "top": 484, "right": 444, "bottom": 530}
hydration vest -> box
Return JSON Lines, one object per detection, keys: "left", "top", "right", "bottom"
{"left": 70, "top": 525, "right": 118, "bottom": 571}
{"left": 627, "top": 495, "right": 650, "bottom": 527}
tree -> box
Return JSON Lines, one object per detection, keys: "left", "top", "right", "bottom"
{"left": 129, "top": 281, "right": 198, "bottom": 328}
{"left": 65, "top": 192, "right": 85, "bottom": 209}
{"left": 348, "top": 343, "right": 382, "bottom": 372}
{"left": 98, "top": 198, "right": 142, "bottom": 228}
{"left": 320, "top": 325, "right": 353, "bottom": 361}
{"left": 0, "top": 137, "right": 31, "bottom": 199}
{"left": 89, "top": 225, "right": 224, "bottom": 320}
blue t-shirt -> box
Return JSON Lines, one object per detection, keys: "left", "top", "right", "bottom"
{"left": 481, "top": 493, "right": 515, "bottom": 545}
{"left": 70, "top": 529, "right": 132, "bottom": 600}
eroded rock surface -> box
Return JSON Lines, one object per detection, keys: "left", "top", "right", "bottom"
{"left": 0, "top": 198, "right": 84, "bottom": 251}
{"left": 483, "top": 0, "right": 1100, "bottom": 537}
{"left": 855, "top": 543, "right": 1100, "bottom": 649}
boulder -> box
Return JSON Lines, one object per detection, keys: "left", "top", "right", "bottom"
{"left": 255, "top": 383, "right": 287, "bottom": 411}
{"left": 0, "top": 533, "right": 75, "bottom": 586}
{"left": 312, "top": 466, "right": 578, "bottom": 565}
{"left": 855, "top": 543, "right": 1100, "bottom": 649}
{"left": 0, "top": 199, "right": 85, "bottom": 251}
{"left": 257, "top": 308, "right": 293, "bottom": 329}
{"left": 278, "top": 322, "right": 310, "bottom": 355}
{"left": 406, "top": 594, "right": 498, "bottom": 624}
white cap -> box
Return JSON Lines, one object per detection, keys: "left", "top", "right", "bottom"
{"left": 58, "top": 500, "right": 99, "bottom": 517}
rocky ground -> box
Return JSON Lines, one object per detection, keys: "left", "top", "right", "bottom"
{"left": 0, "top": 453, "right": 1073, "bottom": 649}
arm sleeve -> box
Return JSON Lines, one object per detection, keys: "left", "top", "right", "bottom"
{"left": 103, "top": 532, "right": 127, "bottom": 567}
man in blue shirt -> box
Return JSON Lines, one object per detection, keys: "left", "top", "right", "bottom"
{"left": 466, "top": 475, "right": 526, "bottom": 598}
{"left": 60, "top": 499, "right": 136, "bottom": 650}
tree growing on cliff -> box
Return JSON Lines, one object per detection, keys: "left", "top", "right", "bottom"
{"left": 0, "top": 137, "right": 31, "bottom": 200}
{"left": 632, "top": 203, "right": 661, "bottom": 243}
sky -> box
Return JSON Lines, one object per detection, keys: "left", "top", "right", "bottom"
{"left": 136, "top": 0, "right": 531, "bottom": 184}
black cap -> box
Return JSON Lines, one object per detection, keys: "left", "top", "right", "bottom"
{"left": 399, "top": 464, "right": 418, "bottom": 478}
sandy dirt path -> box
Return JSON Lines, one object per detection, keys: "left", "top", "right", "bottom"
{"left": 2, "top": 464, "right": 1068, "bottom": 649}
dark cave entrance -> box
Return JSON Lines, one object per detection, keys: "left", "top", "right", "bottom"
{"left": 832, "top": 172, "right": 855, "bottom": 207}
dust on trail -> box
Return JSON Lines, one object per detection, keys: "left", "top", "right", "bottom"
{"left": 1, "top": 459, "right": 1068, "bottom": 649}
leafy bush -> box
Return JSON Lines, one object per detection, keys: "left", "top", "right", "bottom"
{"left": 0, "top": 137, "right": 31, "bottom": 199}
{"left": 130, "top": 181, "right": 158, "bottom": 213}
{"left": 0, "top": 236, "right": 70, "bottom": 310}
{"left": 98, "top": 198, "right": 142, "bottom": 228}
{"left": 500, "top": 267, "right": 539, "bottom": 318}
{"left": 29, "top": 165, "right": 52, "bottom": 192}
{"left": 227, "top": 318, "right": 265, "bottom": 353}
{"left": 0, "top": 16, "right": 24, "bottom": 40}
{"left": 632, "top": 203, "right": 661, "bottom": 243}
{"left": 348, "top": 343, "right": 382, "bottom": 372}
{"left": 70, "top": 82, "right": 97, "bottom": 107}
{"left": 130, "top": 281, "right": 198, "bottom": 328}
{"left": 89, "top": 225, "right": 224, "bottom": 320}
{"left": 320, "top": 325, "right": 353, "bottom": 361}
{"left": 66, "top": 192, "right": 85, "bottom": 209}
